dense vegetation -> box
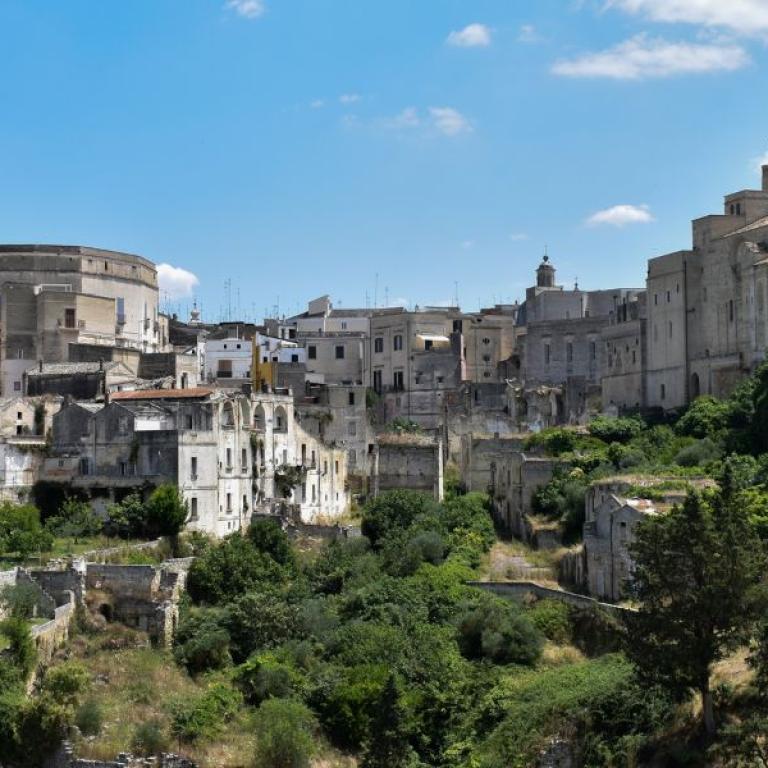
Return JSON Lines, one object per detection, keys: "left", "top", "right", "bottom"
{"left": 163, "top": 489, "right": 674, "bottom": 767}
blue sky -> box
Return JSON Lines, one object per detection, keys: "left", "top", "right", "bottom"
{"left": 2, "top": 0, "right": 768, "bottom": 320}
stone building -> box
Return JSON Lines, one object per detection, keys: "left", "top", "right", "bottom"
{"left": 49, "top": 387, "right": 350, "bottom": 535}
{"left": 646, "top": 166, "right": 768, "bottom": 410}
{"left": 460, "top": 434, "right": 560, "bottom": 542}
{"left": 0, "top": 245, "right": 167, "bottom": 396}
{"left": 372, "top": 432, "right": 444, "bottom": 501}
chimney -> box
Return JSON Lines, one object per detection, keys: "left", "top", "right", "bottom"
{"left": 762, "top": 164, "right": 768, "bottom": 193}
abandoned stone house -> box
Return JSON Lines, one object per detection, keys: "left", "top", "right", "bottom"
{"left": 47, "top": 387, "right": 350, "bottom": 536}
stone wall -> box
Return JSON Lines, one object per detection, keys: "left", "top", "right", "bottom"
{"left": 373, "top": 435, "right": 444, "bottom": 500}
{"left": 31, "top": 591, "right": 76, "bottom": 667}
{"left": 468, "top": 580, "right": 630, "bottom": 618}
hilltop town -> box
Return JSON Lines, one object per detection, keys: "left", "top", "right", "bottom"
{"left": 2, "top": 169, "right": 768, "bottom": 767}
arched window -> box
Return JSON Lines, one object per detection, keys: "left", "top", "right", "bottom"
{"left": 274, "top": 405, "right": 288, "bottom": 433}
{"left": 253, "top": 404, "right": 266, "bottom": 432}
{"left": 691, "top": 373, "right": 701, "bottom": 399}
{"left": 222, "top": 401, "right": 235, "bottom": 427}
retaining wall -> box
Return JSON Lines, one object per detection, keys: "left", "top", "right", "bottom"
{"left": 468, "top": 580, "right": 631, "bottom": 617}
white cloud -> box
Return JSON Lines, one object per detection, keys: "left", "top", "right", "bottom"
{"left": 339, "top": 93, "right": 360, "bottom": 104}
{"left": 586, "top": 204, "right": 655, "bottom": 227}
{"left": 552, "top": 34, "right": 748, "bottom": 79}
{"left": 509, "top": 232, "right": 529, "bottom": 241}
{"left": 606, "top": 0, "right": 768, "bottom": 36}
{"left": 310, "top": 99, "right": 325, "bottom": 109}
{"left": 429, "top": 107, "right": 472, "bottom": 136}
{"left": 752, "top": 151, "right": 768, "bottom": 172}
{"left": 446, "top": 23, "right": 492, "bottom": 48}
{"left": 157, "top": 263, "right": 200, "bottom": 299}
{"left": 225, "top": 0, "right": 265, "bottom": 19}
{"left": 461, "top": 240, "right": 475, "bottom": 250}
{"left": 390, "top": 107, "right": 421, "bottom": 129}
{"left": 518, "top": 24, "right": 540, "bottom": 43}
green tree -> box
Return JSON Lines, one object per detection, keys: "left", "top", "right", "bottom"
{"left": 360, "top": 673, "right": 417, "bottom": 768}
{"left": 0, "top": 502, "right": 52, "bottom": 558}
{"left": 457, "top": 599, "right": 543, "bottom": 666}
{"left": 46, "top": 498, "right": 102, "bottom": 543}
{"left": 0, "top": 618, "right": 37, "bottom": 679}
{"left": 626, "top": 473, "right": 765, "bottom": 735}
{"left": 361, "top": 490, "right": 439, "bottom": 549}
{"left": 253, "top": 698, "right": 316, "bottom": 768}
{"left": 225, "top": 590, "right": 300, "bottom": 662}
{"left": 104, "top": 492, "right": 146, "bottom": 539}
{"left": 248, "top": 517, "right": 295, "bottom": 567}
{"left": 146, "top": 484, "right": 187, "bottom": 538}
{"left": 675, "top": 395, "right": 730, "bottom": 439}
{"left": 186, "top": 533, "right": 286, "bottom": 605}
{"left": 173, "top": 607, "right": 231, "bottom": 674}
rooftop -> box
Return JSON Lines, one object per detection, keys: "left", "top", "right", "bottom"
{"left": 110, "top": 387, "right": 214, "bottom": 401}
{"left": 27, "top": 362, "right": 121, "bottom": 376}
{"left": 0, "top": 244, "right": 156, "bottom": 269}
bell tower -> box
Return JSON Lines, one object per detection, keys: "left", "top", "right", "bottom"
{"left": 536, "top": 254, "right": 556, "bottom": 288}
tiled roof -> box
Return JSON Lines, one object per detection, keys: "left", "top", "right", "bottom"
{"left": 110, "top": 387, "right": 214, "bottom": 401}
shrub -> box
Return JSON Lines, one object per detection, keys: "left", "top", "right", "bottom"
{"left": 225, "top": 590, "right": 301, "bottom": 663}
{"left": 361, "top": 490, "right": 439, "bottom": 549}
{"left": 0, "top": 583, "right": 40, "bottom": 620}
{"left": 0, "top": 618, "right": 37, "bottom": 678}
{"left": 539, "top": 428, "right": 576, "bottom": 456}
{"left": 253, "top": 698, "right": 316, "bottom": 768}
{"left": 674, "top": 437, "right": 720, "bottom": 467}
{"left": 236, "top": 652, "right": 305, "bottom": 706}
{"left": 457, "top": 600, "right": 543, "bottom": 666}
{"left": 248, "top": 518, "right": 295, "bottom": 567}
{"left": 43, "top": 662, "right": 90, "bottom": 706}
{"left": 588, "top": 416, "right": 645, "bottom": 444}
{"left": 186, "top": 533, "right": 286, "bottom": 604}
{"left": 313, "top": 664, "right": 389, "bottom": 750}
{"left": 168, "top": 683, "right": 242, "bottom": 743}
{"left": 75, "top": 698, "right": 103, "bottom": 737}
{"left": 132, "top": 718, "right": 167, "bottom": 757}
{"left": 675, "top": 396, "right": 730, "bottom": 439}
{"left": 173, "top": 608, "right": 231, "bottom": 674}
{"left": 527, "top": 600, "right": 571, "bottom": 644}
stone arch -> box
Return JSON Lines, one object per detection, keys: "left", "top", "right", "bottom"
{"left": 253, "top": 403, "right": 266, "bottom": 431}
{"left": 240, "top": 398, "right": 251, "bottom": 426}
{"left": 222, "top": 401, "right": 235, "bottom": 427}
{"left": 274, "top": 405, "right": 288, "bottom": 433}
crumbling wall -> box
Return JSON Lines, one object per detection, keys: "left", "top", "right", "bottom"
{"left": 373, "top": 436, "right": 444, "bottom": 500}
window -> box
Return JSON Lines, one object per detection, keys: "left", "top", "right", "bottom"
{"left": 335, "top": 460, "right": 339, "bottom": 475}
{"left": 393, "top": 335, "right": 403, "bottom": 351}
{"left": 373, "top": 370, "right": 383, "bottom": 394}
{"left": 660, "top": 383, "right": 666, "bottom": 400}
{"left": 242, "top": 494, "right": 248, "bottom": 512}
{"left": 226, "top": 493, "right": 232, "bottom": 512}
{"left": 335, "top": 345, "right": 345, "bottom": 359}
{"left": 567, "top": 343, "right": 573, "bottom": 363}
{"left": 241, "top": 448, "right": 247, "bottom": 471}
{"left": 393, "top": 370, "right": 404, "bottom": 391}
{"left": 289, "top": 328, "right": 297, "bottom": 339}
{"left": 13, "top": 382, "right": 20, "bottom": 392}
{"left": 632, "top": 350, "right": 636, "bottom": 364}
{"left": 308, "top": 345, "right": 317, "bottom": 360}
{"left": 544, "top": 344, "right": 550, "bottom": 365}
{"left": 64, "top": 308, "right": 76, "bottom": 329}
{"left": 590, "top": 341, "right": 596, "bottom": 361}
{"left": 291, "top": 354, "right": 299, "bottom": 363}
{"left": 185, "top": 414, "right": 193, "bottom": 430}
{"left": 668, "top": 321, "right": 673, "bottom": 339}
{"left": 482, "top": 337, "right": 490, "bottom": 345}
{"left": 226, "top": 448, "right": 233, "bottom": 470}
{"left": 116, "top": 297, "right": 125, "bottom": 325}
{"left": 79, "top": 457, "right": 89, "bottom": 475}
{"left": 654, "top": 294, "right": 658, "bottom": 305}
{"left": 424, "top": 339, "right": 433, "bottom": 351}
{"left": 191, "top": 456, "right": 198, "bottom": 480}
{"left": 190, "top": 498, "right": 198, "bottom": 521}
{"left": 374, "top": 337, "right": 383, "bottom": 354}
{"left": 16, "top": 412, "right": 22, "bottom": 420}
{"left": 666, "top": 291, "right": 670, "bottom": 303}
{"left": 729, "top": 300, "right": 734, "bottom": 323}
{"left": 347, "top": 420, "right": 357, "bottom": 437}
{"left": 482, "top": 354, "right": 491, "bottom": 363}
{"left": 348, "top": 391, "right": 355, "bottom": 406}
{"left": 341, "top": 321, "right": 348, "bottom": 330}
